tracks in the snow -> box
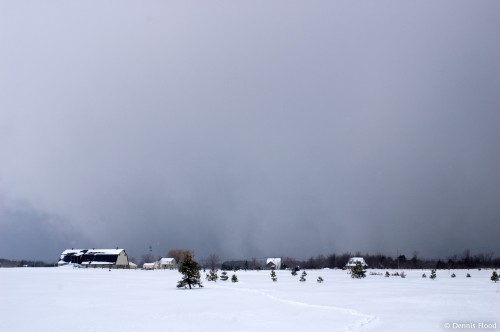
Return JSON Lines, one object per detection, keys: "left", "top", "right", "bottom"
{"left": 213, "top": 285, "right": 377, "bottom": 331}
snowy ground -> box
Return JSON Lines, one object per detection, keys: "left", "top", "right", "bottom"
{"left": 1, "top": 267, "right": 498, "bottom": 332}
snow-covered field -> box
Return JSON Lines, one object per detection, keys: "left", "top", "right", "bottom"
{"left": 1, "top": 267, "right": 498, "bottom": 332}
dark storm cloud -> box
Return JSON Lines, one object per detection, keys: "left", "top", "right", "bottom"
{"left": 1, "top": 1, "right": 500, "bottom": 261}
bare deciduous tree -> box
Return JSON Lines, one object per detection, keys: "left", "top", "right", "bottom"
{"left": 167, "top": 249, "right": 193, "bottom": 264}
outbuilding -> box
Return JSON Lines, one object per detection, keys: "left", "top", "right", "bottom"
{"left": 158, "top": 258, "right": 177, "bottom": 269}
{"left": 345, "top": 257, "right": 368, "bottom": 268}
{"left": 266, "top": 258, "right": 282, "bottom": 270}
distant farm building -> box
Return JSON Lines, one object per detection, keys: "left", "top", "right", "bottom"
{"left": 143, "top": 262, "right": 157, "bottom": 270}
{"left": 58, "top": 248, "right": 133, "bottom": 269}
{"left": 345, "top": 257, "right": 368, "bottom": 268}
{"left": 266, "top": 258, "right": 282, "bottom": 270}
{"left": 159, "top": 258, "right": 177, "bottom": 269}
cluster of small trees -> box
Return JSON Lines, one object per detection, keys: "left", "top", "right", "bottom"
{"left": 176, "top": 255, "right": 499, "bottom": 290}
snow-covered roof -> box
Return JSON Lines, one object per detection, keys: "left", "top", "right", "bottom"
{"left": 159, "top": 258, "right": 176, "bottom": 264}
{"left": 59, "top": 249, "right": 86, "bottom": 259}
{"left": 346, "top": 257, "right": 368, "bottom": 267}
{"left": 85, "top": 249, "right": 125, "bottom": 255}
{"left": 266, "top": 258, "right": 281, "bottom": 265}
{"left": 58, "top": 249, "right": 88, "bottom": 264}
{"left": 143, "top": 263, "right": 156, "bottom": 267}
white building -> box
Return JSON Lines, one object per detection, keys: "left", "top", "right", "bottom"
{"left": 158, "top": 258, "right": 177, "bottom": 269}
{"left": 266, "top": 258, "right": 282, "bottom": 270}
{"left": 345, "top": 257, "right": 368, "bottom": 268}
{"left": 143, "top": 262, "right": 157, "bottom": 270}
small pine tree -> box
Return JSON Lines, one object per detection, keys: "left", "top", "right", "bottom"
{"left": 291, "top": 269, "right": 297, "bottom": 276}
{"left": 299, "top": 271, "right": 306, "bottom": 282}
{"left": 491, "top": 271, "right": 499, "bottom": 283}
{"left": 220, "top": 271, "right": 229, "bottom": 281}
{"left": 317, "top": 276, "right": 324, "bottom": 283}
{"left": 207, "top": 268, "right": 218, "bottom": 282}
{"left": 351, "top": 261, "right": 366, "bottom": 279}
{"left": 430, "top": 269, "right": 437, "bottom": 280}
{"left": 271, "top": 269, "right": 277, "bottom": 282}
{"left": 177, "top": 255, "right": 203, "bottom": 289}
{"left": 451, "top": 273, "right": 456, "bottom": 278}
{"left": 400, "top": 271, "right": 406, "bottom": 278}
{"left": 385, "top": 271, "right": 390, "bottom": 278}
{"left": 231, "top": 274, "right": 238, "bottom": 283}
{"left": 466, "top": 273, "right": 471, "bottom": 278}
{"left": 422, "top": 273, "right": 427, "bottom": 278}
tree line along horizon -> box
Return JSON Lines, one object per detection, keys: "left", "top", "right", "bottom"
{"left": 0, "top": 248, "right": 498, "bottom": 269}
{"left": 139, "top": 248, "right": 499, "bottom": 271}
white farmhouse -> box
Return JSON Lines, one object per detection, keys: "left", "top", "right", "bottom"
{"left": 158, "top": 258, "right": 177, "bottom": 269}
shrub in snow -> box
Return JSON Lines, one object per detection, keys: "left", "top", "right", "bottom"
{"left": 317, "top": 276, "right": 324, "bottom": 283}
{"left": 385, "top": 271, "right": 390, "bottom": 278}
{"left": 271, "top": 270, "right": 277, "bottom": 282}
{"left": 392, "top": 272, "right": 400, "bottom": 277}
{"left": 451, "top": 273, "right": 456, "bottom": 278}
{"left": 466, "top": 273, "right": 471, "bottom": 278}
{"left": 299, "top": 271, "right": 307, "bottom": 282}
{"left": 400, "top": 272, "right": 406, "bottom": 278}
{"left": 207, "top": 268, "right": 218, "bottom": 282}
{"left": 430, "top": 269, "right": 437, "bottom": 280}
{"left": 231, "top": 274, "right": 238, "bottom": 283}
{"left": 220, "top": 271, "right": 229, "bottom": 281}
{"left": 491, "top": 271, "right": 499, "bottom": 283}
{"left": 351, "top": 261, "right": 366, "bottom": 279}
{"left": 291, "top": 269, "right": 297, "bottom": 276}
{"left": 422, "top": 273, "right": 427, "bottom": 278}
{"left": 177, "top": 255, "right": 203, "bottom": 289}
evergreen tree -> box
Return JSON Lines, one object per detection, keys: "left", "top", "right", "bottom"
{"left": 430, "top": 269, "right": 437, "bottom": 280}
{"left": 299, "top": 271, "right": 307, "bottom": 282}
{"left": 400, "top": 271, "right": 406, "bottom": 278}
{"left": 351, "top": 261, "right": 366, "bottom": 279}
{"left": 422, "top": 273, "right": 427, "bottom": 278}
{"left": 220, "top": 270, "right": 229, "bottom": 281}
{"left": 207, "top": 268, "right": 218, "bottom": 282}
{"left": 466, "top": 273, "right": 471, "bottom": 278}
{"left": 385, "top": 271, "right": 390, "bottom": 278}
{"left": 317, "top": 276, "right": 324, "bottom": 283}
{"left": 291, "top": 269, "right": 297, "bottom": 276}
{"left": 271, "top": 269, "right": 277, "bottom": 282}
{"left": 177, "top": 255, "right": 203, "bottom": 289}
{"left": 491, "top": 271, "right": 499, "bottom": 283}
{"left": 231, "top": 274, "right": 238, "bottom": 283}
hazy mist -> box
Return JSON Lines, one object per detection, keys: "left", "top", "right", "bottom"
{"left": 1, "top": 1, "right": 500, "bottom": 261}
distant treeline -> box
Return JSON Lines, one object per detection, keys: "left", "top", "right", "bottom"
{"left": 220, "top": 250, "right": 500, "bottom": 271}
{"left": 0, "top": 258, "right": 55, "bottom": 268}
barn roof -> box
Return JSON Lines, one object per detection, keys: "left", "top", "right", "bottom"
{"left": 266, "top": 258, "right": 281, "bottom": 265}
{"left": 85, "top": 249, "right": 125, "bottom": 255}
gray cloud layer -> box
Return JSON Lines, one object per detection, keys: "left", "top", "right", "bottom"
{"left": 1, "top": 1, "right": 500, "bottom": 261}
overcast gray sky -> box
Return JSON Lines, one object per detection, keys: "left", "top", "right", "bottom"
{"left": 1, "top": 1, "right": 500, "bottom": 262}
